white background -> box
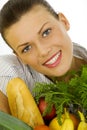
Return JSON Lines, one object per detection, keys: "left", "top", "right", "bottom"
{"left": 0, "top": 0, "right": 87, "bottom": 55}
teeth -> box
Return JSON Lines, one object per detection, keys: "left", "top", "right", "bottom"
{"left": 45, "top": 52, "right": 60, "bottom": 65}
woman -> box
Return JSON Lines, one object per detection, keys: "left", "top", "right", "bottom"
{"left": 0, "top": 0, "right": 87, "bottom": 113}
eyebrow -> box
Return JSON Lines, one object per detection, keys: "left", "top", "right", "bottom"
{"left": 38, "top": 21, "right": 50, "bottom": 34}
{"left": 17, "top": 21, "right": 50, "bottom": 50}
{"left": 17, "top": 42, "right": 29, "bottom": 50}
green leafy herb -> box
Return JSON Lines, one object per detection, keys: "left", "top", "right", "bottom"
{"left": 33, "top": 65, "right": 87, "bottom": 124}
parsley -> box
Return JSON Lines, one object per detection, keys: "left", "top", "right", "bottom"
{"left": 33, "top": 65, "right": 87, "bottom": 124}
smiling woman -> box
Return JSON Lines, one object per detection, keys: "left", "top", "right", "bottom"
{"left": 0, "top": 0, "right": 87, "bottom": 129}
{"left": 0, "top": 0, "right": 87, "bottom": 55}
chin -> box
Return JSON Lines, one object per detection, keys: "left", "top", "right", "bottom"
{"left": 54, "top": 65, "right": 70, "bottom": 77}
{"left": 46, "top": 70, "right": 67, "bottom": 77}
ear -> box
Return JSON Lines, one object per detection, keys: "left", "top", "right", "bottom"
{"left": 58, "top": 13, "right": 70, "bottom": 30}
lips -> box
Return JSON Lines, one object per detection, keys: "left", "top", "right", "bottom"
{"left": 43, "top": 50, "right": 62, "bottom": 68}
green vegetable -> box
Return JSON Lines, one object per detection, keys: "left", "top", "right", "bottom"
{"left": 69, "top": 65, "right": 87, "bottom": 109}
{"left": 0, "top": 111, "right": 33, "bottom": 130}
{"left": 33, "top": 65, "right": 87, "bottom": 124}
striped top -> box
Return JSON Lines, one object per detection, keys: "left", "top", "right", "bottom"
{"left": 0, "top": 42, "right": 87, "bottom": 95}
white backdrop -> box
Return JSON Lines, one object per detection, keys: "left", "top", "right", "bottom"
{"left": 0, "top": 0, "right": 87, "bottom": 55}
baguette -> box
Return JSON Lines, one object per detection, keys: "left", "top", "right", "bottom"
{"left": 6, "top": 78, "right": 44, "bottom": 128}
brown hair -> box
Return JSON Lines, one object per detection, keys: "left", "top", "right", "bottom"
{"left": 0, "top": 0, "right": 58, "bottom": 36}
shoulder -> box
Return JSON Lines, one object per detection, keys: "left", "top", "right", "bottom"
{"left": 0, "top": 54, "right": 19, "bottom": 64}
{"left": 0, "top": 54, "right": 25, "bottom": 76}
{"left": 73, "top": 42, "right": 87, "bottom": 62}
{"left": 73, "top": 42, "right": 87, "bottom": 53}
{"left": 73, "top": 42, "right": 87, "bottom": 51}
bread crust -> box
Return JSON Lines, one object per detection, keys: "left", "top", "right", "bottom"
{"left": 0, "top": 90, "right": 11, "bottom": 114}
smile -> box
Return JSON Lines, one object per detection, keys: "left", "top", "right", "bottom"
{"left": 43, "top": 50, "right": 62, "bottom": 68}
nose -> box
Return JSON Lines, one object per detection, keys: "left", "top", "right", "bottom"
{"left": 36, "top": 43, "right": 52, "bottom": 58}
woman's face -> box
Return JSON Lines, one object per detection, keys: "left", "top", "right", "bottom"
{"left": 5, "top": 5, "right": 73, "bottom": 77}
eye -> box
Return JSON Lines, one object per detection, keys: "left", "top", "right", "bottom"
{"left": 22, "top": 45, "right": 32, "bottom": 53}
{"left": 42, "top": 28, "right": 51, "bottom": 37}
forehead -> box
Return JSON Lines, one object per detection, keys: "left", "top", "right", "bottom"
{"left": 6, "top": 5, "right": 56, "bottom": 30}
{"left": 5, "top": 5, "right": 57, "bottom": 46}
{"left": 6, "top": 6, "right": 52, "bottom": 26}
{"left": 5, "top": 6, "right": 52, "bottom": 31}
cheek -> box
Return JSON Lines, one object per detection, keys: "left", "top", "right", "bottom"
{"left": 51, "top": 28, "right": 68, "bottom": 46}
{"left": 63, "top": 40, "right": 73, "bottom": 62}
{"left": 62, "top": 42, "right": 73, "bottom": 68}
{"left": 19, "top": 54, "right": 38, "bottom": 66}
